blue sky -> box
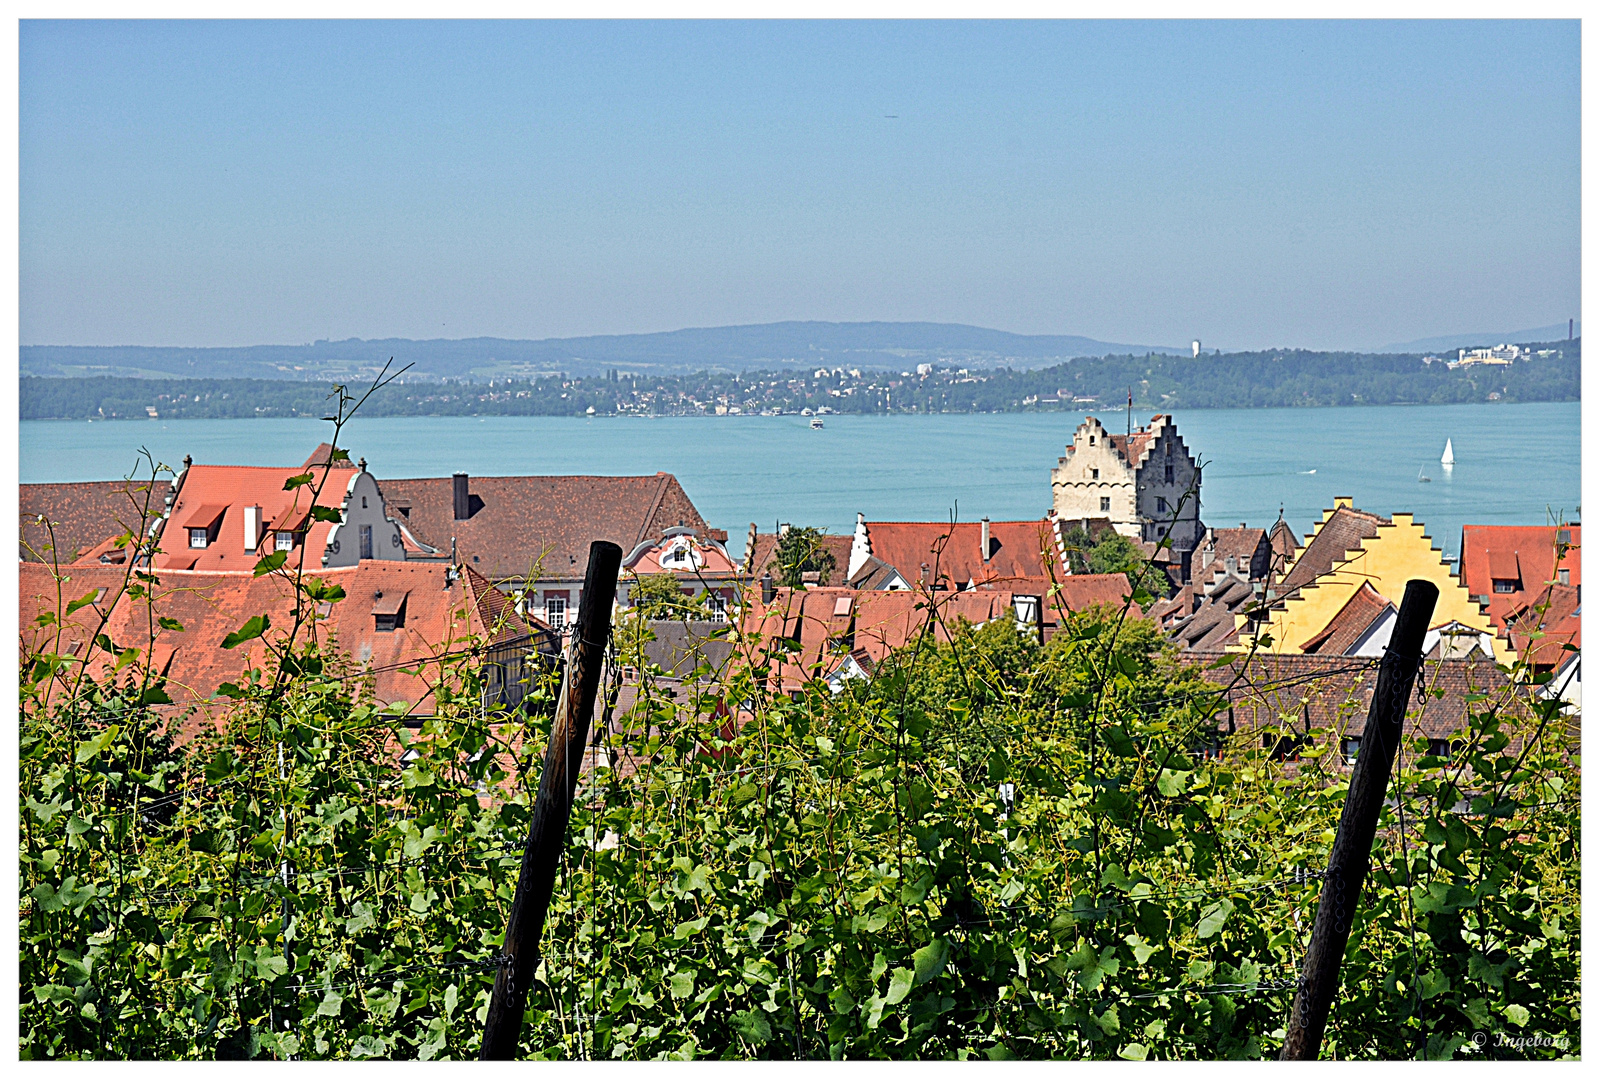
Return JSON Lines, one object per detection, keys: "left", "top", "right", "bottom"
{"left": 20, "top": 19, "right": 1580, "bottom": 350}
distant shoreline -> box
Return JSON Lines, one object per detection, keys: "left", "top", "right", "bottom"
{"left": 17, "top": 344, "right": 1582, "bottom": 422}
{"left": 21, "top": 397, "right": 1580, "bottom": 424}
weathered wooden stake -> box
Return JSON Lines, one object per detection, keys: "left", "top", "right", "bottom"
{"left": 480, "top": 540, "right": 622, "bottom": 1060}
{"left": 1280, "top": 578, "right": 1439, "bottom": 1060}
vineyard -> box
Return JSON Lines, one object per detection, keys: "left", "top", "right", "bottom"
{"left": 17, "top": 413, "right": 1581, "bottom": 1061}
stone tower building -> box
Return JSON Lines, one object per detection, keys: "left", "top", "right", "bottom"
{"left": 1051, "top": 413, "right": 1205, "bottom": 562}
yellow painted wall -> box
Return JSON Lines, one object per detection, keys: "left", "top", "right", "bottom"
{"left": 1235, "top": 501, "right": 1510, "bottom": 663}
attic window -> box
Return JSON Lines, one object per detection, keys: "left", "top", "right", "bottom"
{"left": 1558, "top": 529, "right": 1571, "bottom": 544}
{"left": 275, "top": 531, "right": 295, "bottom": 551}
{"left": 189, "top": 528, "right": 210, "bottom": 549}
{"left": 396, "top": 506, "right": 411, "bottom": 518}
{"left": 1090, "top": 468, "right": 1099, "bottom": 480}
{"left": 1264, "top": 733, "right": 1304, "bottom": 762}
{"left": 1558, "top": 568, "right": 1570, "bottom": 585}
{"left": 1492, "top": 579, "right": 1519, "bottom": 594}
{"left": 1341, "top": 735, "right": 1361, "bottom": 765}
{"left": 372, "top": 590, "right": 409, "bottom": 632}
{"left": 1089, "top": 435, "right": 1095, "bottom": 446}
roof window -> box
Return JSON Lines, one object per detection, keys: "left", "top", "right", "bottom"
{"left": 372, "top": 590, "right": 409, "bottom": 632}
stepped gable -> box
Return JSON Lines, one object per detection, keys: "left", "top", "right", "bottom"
{"left": 858, "top": 519, "right": 1057, "bottom": 588}
{"left": 380, "top": 472, "right": 711, "bottom": 583}
{"left": 1300, "top": 581, "right": 1393, "bottom": 656}
{"left": 1276, "top": 500, "right": 1389, "bottom": 598}
{"left": 1460, "top": 524, "right": 1582, "bottom": 630}
{"left": 301, "top": 443, "right": 359, "bottom": 471}
{"left": 744, "top": 531, "right": 854, "bottom": 584}
{"left": 20, "top": 479, "right": 172, "bottom": 564}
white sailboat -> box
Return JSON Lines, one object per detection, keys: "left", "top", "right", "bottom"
{"left": 1441, "top": 439, "right": 1455, "bottom": 468}
{"left": 1418, "top": 466, "right": 1431, "bottom": 483}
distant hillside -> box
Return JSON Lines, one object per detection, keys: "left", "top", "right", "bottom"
{"left": 19, "top": 322, "right": 1185, "bottom": 382}
{"left": 1379, "top": 322, "right": 1579, "bottom": 354}
{"left": 21, "top": 340, "right": 1579, "bottom": 421}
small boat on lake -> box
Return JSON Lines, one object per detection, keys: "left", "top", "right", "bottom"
{"left": 1441, "top": 439, "right": 1455, "bottom": 468}
{"left": 811, "top": 416, "right": 824, "bottom": 429}
{"left": 1418, "top": 466, "right": 1431, "bottom": 483}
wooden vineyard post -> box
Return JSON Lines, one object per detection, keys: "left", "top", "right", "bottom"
{"left": 480, "top": 540, "right": 622, "bottom": 1060}
{"left": 1280, "top": 578, "right": 1439, "bottom": 1060}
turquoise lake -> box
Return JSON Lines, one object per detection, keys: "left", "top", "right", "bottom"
{"left": 20, "top": 402, "right": 1581, "bottom": 561}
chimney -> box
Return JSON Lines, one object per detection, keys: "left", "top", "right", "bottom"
{"left": 760, "top": 572, "right": 775, "bottom": 604}
{"left": 981, "top": 517, "right": 991, "bottom": 563}
{"left": 244, "top": 505, "right": 260, "bottom": 551}
{"left": 453, "top": 473, "right": 469, "bottom": 520}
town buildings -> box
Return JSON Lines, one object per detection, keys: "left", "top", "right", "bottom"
{"left": 1235, "top": 498, "right": 1512, "bottom": 664}
{"left": 1050, "top": 414, "right": 1205, "bottom": 578}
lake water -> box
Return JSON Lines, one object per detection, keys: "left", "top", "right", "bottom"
{"left": 20, "top": 401, "right": 1581, "bottom": 561}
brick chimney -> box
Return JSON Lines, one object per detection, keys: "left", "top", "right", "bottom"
{"left": 981, "top": 517, "right": 991, "bottom": 563}
{"left": 453, "top": 473, "right": 470, "bottom": 520}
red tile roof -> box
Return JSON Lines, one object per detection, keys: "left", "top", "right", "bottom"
{"left": 1277, "top": 504, "right": 1389, "bottom": 598}
{"left": 1193, "top": 527, "right": 1270, "bottom": 583}
{"left": 1301, "top": 581, "right": 1393, "bottom": 656}
{"left": 20, "top": 560, "right": 508, "bottom": 742}
{"left": 20, "top": 479, "right": 172, "bottom": 565}
{"left": 302, "top": 443, "right": 359, "bottom": 471}
{"left": 743, "top": 531, "right": 854, "bottom": 585}
{"left": 859, "top": 519, "right": 1061, "bottom": 588}
{"left": 740, "top": 586, "right": 1043, "bottom": 692}
{"left": 1503, "top": 582, "right": 1581, "bottom": 672}
{"left": 1194, "top": 650, "right": 1523, "bottom": 750}
{"left": 1459, "top": 525, "right": 1581, "bottom": 629}
{"left": 154, "top": 464, "right": 347, "bottom": 572}
{"left": 380, "top": 472, "right": 710, "bottom": 584}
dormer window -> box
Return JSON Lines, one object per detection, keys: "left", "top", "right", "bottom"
{"left": 189, "top": 528, "right": 209, "bottom": 549}
{"left": 275, "top": 531, "right": 295, "bottom": 551}
{"left": 372, "top": 590, "right": 408, "bottom": 632}
{"left": 1492, "top": 579, "right": 1519, "bottom": 594}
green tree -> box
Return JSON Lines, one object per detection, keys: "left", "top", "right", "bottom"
{"left": 769, "top": 527, "right": 838, "bottom": 587}
{"left": 628, "top": 573, "right": 709, "bottom": 620}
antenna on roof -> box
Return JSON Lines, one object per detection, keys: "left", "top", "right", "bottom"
{"left": 1126, "top": 386, "right": 1133, "bottom": 440}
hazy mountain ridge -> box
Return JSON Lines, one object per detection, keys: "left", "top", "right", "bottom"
{"left": 19, "top": 322, "right": 1186, "bottom": 381}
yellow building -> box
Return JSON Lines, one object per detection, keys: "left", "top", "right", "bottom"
{"left": 1234, "top": 497, "right": 1511, "bottom": 664}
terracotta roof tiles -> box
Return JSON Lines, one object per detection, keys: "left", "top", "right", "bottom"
{"left": 21, "top": 479, "right": 172, "bottom": 564}
{"left": 381, "top": 472, "right": 709, "bottom": 584}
